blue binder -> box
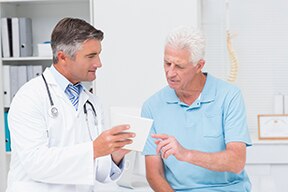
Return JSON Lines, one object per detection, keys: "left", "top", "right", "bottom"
{"left": 4, "top": 112, "right": 11, "bottom": 152}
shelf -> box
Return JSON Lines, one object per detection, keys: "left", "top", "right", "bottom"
{"left": 0, "top": 0, "right": 85, "bottom": 4}
{"left": 2, "top": 56, "right": 52, "bottom": 61}
{"left": 251, "top": 135, "right": 288, "bottom": 145}
{"left": 252, "top": 139, "right": 288, "bottom": 145}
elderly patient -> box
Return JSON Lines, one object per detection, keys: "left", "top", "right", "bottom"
{"left": 141, "top": 26, "right": 252, "bottom": 192}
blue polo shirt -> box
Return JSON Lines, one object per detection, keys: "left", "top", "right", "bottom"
{"left": 141, "top": 73, "right": 252, "bottom": 192}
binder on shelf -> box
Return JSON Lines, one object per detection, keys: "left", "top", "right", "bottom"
{"left": 3, "top": 65, "right": 41, "bottom": 108}
{"left": 27, "top": 65, "right": 43, "bottom": 80}
{"left": 1, "top": 18, "right": 12, "bottom": 57}
{"left": 3, "top": 65, "right": 11, "bottom": 108}
{"left": 33, "top": 65, "right": 43, "bottom": 77}
{"left": 7, "top": 18, "right": 13, "bottom": 57}
{"left": 4, "top": 111, "right": 11, "bottom": 152}
{"left": 11, "top": 17, "right": 20, "bottom": 57}
{"left": 17, "top": 65, "right": 27, "bottom": 89}
{"left": 19, "top": 17, "right": 33, "bottom": 57}
{"left": 10, "top": 65, "right": 28, "bottom": 98}
{"left": 27, "top": 65, "right": 33, "bottom": 80}
{"left": 10, "top": 66, "right": 18, "bottom": 99}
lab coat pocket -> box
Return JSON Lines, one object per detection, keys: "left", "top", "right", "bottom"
{"left": 202, "top": 112, "right": 223, "bottom": 138}
{"left": 11, "top": 181, "right": 48, "bottom": 192}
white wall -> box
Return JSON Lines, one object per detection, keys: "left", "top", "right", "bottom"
{"left": 202, "top": 0, "right": 288, "bottom": 136}
{"left": 92, "top": 0, "right": 200, "bottom": 185}
{"left": 93, "top": 0, "right": 200, "bottom": 124}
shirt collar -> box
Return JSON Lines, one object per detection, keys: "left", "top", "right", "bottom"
{"left": 49, "top": 64, "right": 83, "bottom": 93}
{"left": 165, "top": 73, "right": 216, "bottom": 105}
{"left": 200, "top": 73, "right": 216, "bottom": 103}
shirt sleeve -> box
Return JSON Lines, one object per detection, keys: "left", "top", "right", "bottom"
{"left": 224, "top": 89, "right": 252, "bottom": 146}
{"left": 110, "top": 158, "right": 125, "bottom": 180}
{"left": 95, "top": 155, "right": 125, "bottom": 183}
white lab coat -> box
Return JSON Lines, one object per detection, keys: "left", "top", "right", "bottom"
{"left": 6, "top": 68, "right": 122, "bottom": 192}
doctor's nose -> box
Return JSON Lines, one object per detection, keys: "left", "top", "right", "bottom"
{"left": 94, "top": 57, "right": 102, "bottom": 68}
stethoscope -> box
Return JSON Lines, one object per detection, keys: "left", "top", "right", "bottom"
{"left": 42, "top": 74, "right": 98, "bottom": 140}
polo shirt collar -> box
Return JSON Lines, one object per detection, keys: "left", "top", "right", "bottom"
{"left": 200, "top": 73, "right": 216, "bottom": 104}
{"left": 165, "top": 73, "right": 216, "bottom": 105}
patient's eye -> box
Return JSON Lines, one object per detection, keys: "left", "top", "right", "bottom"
{"left": 164, "top": 61, "right": 171, "bottom": 66}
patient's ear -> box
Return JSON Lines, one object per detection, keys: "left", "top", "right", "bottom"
{"left": 196, "top": 59, "right": 205, "bottom": 72}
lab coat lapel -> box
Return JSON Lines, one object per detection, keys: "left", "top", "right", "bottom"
{"left": 42, "top": 68, "right": 67, "bottom": 101}
{"left": 77, "top": 89, "right": 89, "bottom": 116}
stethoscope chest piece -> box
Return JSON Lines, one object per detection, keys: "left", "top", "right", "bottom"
{"left": 42, "top": 74, "right": 59, "bottom": 118}
{"left": 49, "top": 106, "right": 58, "bottom": 118}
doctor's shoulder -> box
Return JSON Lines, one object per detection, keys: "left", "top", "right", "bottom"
{"left": 10, "top": 76, "right": 47, "bottom": 109}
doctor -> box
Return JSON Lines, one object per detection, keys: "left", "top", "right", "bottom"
{"left": 6, "top": 17, "right": 135, "bottom": 192}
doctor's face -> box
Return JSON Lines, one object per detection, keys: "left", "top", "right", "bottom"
{"left": 66, "top": 39, "right": 102, "bottom": 84}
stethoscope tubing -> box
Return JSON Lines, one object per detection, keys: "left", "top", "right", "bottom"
{"left": 42, "top": 74, "right": 55, "bottom": 106}
{"left": 41, "top": 73, "right": 98, "bottom": 140}
{"left": 41, "top": 74, "right": 97, "bottom": 120}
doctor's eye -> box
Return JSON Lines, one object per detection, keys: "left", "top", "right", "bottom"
{"left": 86, "top": 53, "right": 98, "bottom": 58}
{"left": 88, "top": 55, "right": 95, "bottom": 59}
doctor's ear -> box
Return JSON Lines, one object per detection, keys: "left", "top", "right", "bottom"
{"left": 57, "top": 51, "right": 68, "bottom": 63}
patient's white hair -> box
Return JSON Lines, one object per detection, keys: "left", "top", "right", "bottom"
{"left": 165, "top": 26, "right": 206, "bottom": 65}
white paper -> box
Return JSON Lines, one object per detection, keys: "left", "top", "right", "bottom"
{"left": 111, "top": 113, "right": 153, "bottom": 152}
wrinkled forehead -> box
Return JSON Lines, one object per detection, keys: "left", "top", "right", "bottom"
{"left": 164, "top": 45, "right": 191, "bottom": 61}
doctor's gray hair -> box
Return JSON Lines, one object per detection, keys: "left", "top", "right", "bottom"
{"left": 165, "top": 26, "right": 206, "bottom": 65}
{"left": 51, "top": 17, "right": 104, "bottom": 64}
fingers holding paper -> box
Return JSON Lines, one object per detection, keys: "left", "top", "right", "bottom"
{"left": 93, "top": 124, "right": 135, "bottom": 159}
{"left": 152, "top": 134, "right": 187, "bottom": 161}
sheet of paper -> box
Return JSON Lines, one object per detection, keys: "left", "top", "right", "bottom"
{"left": 111, "top": 113, "right": 153, "bottom": 152}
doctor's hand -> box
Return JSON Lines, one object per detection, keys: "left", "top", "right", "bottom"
{"left": 93, "top": 125, "right": 135, "bottom": 160}
{"left": 153, "top": 134, "right": 188, "bottom": 161}
{"left": 112, "top": 149, "right": 131, "bottom": 166}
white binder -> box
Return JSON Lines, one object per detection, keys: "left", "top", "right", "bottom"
{"left": 19, "top": 17, "right": 33, "bottom": 57}
{"left": 27, "top": 65, "right": 42, "bottom": 81}
{"left": 3, "top": 65, "right": 11, "bottom": 108}
{"left": 17, "top": 65, "right": 27, "bottom": 89}
{"left": 10, "top": 66, "right": 18, "bottom": 99}
{"left": 26, "top": 65, "right": 34, "bottom": 81}
{"left": 11, "top": 17, "right": 20, "bottom": 57}
{"left": 33, "top": 65, "right": 42, "bottom": 77}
